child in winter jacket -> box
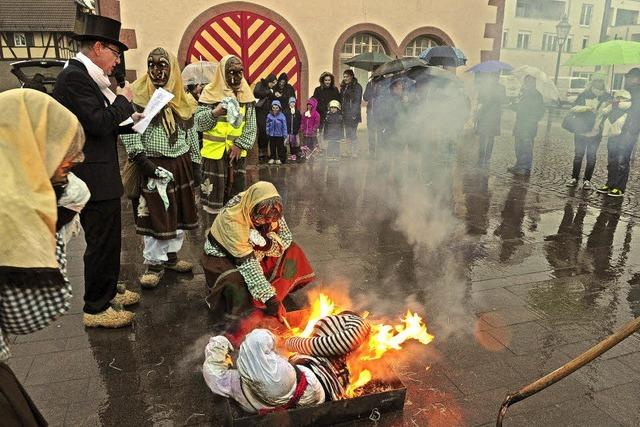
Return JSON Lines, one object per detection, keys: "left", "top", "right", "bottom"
{"left": 284, "top": 96, "right": 302, "bottom": 162}
{"left": 266, "top": 100, "right": 288, "bottom": 164}
{"left": 300, "top": 97, "right": 321, "bottom": 156}
{"left": 323, "top": 100, "right": 344, "bottom": 160}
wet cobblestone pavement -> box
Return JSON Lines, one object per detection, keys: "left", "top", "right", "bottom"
{"left": 7, "top": 111, "right": 640, "bottom": 426}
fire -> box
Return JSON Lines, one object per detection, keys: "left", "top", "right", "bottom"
{"left": 363, "top": 310, "right": 435, "bottom": 360}
{"left": 295, "top": 293, "right": 336, "bottom": 337}
{"left": 345, "top": 369, "right": 372, "bottom": 396}
{"left": 290, "top": 293, "right": 434, "bottom": 395}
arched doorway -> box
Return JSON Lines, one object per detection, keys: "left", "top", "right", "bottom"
{"left": 183, "top": 8, "right": 305, "bottom": 99}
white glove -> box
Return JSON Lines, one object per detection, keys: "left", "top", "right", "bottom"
{"left": 249, "top": 229, "right": 267, "bottom": 247}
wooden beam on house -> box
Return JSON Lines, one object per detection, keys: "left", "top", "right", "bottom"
{"left": 1, "top": 33, "right": 18, "bottom": 59}
{"left": 43, "top": 32, "right": 53, "bottom": 58}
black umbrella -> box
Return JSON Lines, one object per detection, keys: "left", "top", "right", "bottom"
{"left": 420, "top": 46, "right": 467, "bottom": 67}
{"left": 371, "top": 57, "right": 429, "bottom": 78}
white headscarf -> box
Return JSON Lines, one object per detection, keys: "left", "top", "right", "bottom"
{"left": 237, "top": 329, "right": 296, "bottom": 406}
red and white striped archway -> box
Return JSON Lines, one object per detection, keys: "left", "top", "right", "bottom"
{"left": 186, "top": 11, "right": 302, "bottom": 97}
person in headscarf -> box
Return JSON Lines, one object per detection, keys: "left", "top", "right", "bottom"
{"left": 195, "top": 55, "right": 257, "bottom": 215}
{"left": 121, "top": 48, "right": 200, "bottom": 289}
{"left": 202, "top": 311, "right": 370, "bottom": 411}
{"left": 203, "top": 329, "right": 325, "bottom": 414}
{"left": 0, "top": 89, "right": 87, "bottom": 425}
{"left": 201, "top": 181, "right": 315, "bottom": 318}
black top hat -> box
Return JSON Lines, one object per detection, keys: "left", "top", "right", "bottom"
{"left": 74, "top": 14, "right": 128, "bottom": 52}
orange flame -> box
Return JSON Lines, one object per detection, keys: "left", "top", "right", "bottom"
{"left": 290, "top": 293, "right": 434, "bottom": 395}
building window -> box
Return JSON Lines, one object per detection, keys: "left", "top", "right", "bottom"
{"left": 582, "top": 37, "right": 589, "bottom": 49}
{"left": 517, "top": 32, "right": 531, "bottom": 49}
{"left": 341, "top": 32, "right": 387, "bottom": 56}
{"left": 580, "top": 4, "right": 593, "bottom": 26}
{"left": 13, "top": 32, "right": 27, "bottom": 47}
{"left": 515, "top": 0, "right": 565, "bottom": 20}
{"left": 502, "top": 31, "right": 508, "bottom": 48}
{"left": 404, "top": 35, "right": 441, "bottom": 57}
{"left": 542, "top": 33, "right": 557, "bottom": 51}
{"left": 613, "top": 73, "right": 625, "bottom": 90}
{"left": 615, "top": 9, "right": 639, "bottom": 26}
{"left": 565, "top": 37, "right": 572, "bottom": 52}
{"left": 571, "top": 71, "right": 590, "bottom": 89}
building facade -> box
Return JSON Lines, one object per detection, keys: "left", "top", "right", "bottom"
{"left": 116, "top": 0, "right": 505, "bottom": 101}
{"left": 501, "top": 0, "right": 640, "bottom": 94}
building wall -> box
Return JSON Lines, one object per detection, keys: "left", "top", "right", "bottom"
{"left": 501, "top": 0, "right": 606, "bottom": 88}
{"left": 119, "top": 0, "right": 499, "bottom": 97}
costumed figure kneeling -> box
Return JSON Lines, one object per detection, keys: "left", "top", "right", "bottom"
{"left": 201, "top": 181, "right": 314, "bottom": 319}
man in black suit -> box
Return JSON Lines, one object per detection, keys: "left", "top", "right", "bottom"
{"left": 53, "top": 15, "right": 141, "bottom": 328}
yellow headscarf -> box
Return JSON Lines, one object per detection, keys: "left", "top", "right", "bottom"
{"left": 132, "top": 47, "right": 196, "bottom": 136}
{"left": 199, "top": 55, "right": 255, "bottom": 104}
{"left": 0, "top": 89, "right": 81, "bottom": 270}
{"left": 210, "top": 181, "right": 280, "bottom": 258}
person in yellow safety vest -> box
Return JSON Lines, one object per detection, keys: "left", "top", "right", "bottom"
{"left": 195, "top": 55, "right": 257, "bottom": 215}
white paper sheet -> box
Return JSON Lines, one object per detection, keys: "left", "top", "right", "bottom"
{"left": 132, "top": 88, "right": 174, "bottom": 134}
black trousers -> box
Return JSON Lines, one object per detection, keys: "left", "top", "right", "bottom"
{"left": 269, "top": 136, "right": 287, "bottom": 162}
{"left": 514, "top": 133, "right": 535, "bottom": 171}
{"left": 478, "top": 134, "right": 495, "bottom": 167}
{"left": 607, "top": 134, "right": 638, "bottom": 191}
{"left": 572, "top": 134, "right": 600, "bottom": 181}
{"left": 80, "top": 198, "right": 121, "bottom": 314}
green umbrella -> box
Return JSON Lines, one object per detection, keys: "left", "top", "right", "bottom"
{"left": 564, "top": 40, "right": 640, "bottom": 66}
{"left": 343, "top": 52, "right": 394, "bottom": 72}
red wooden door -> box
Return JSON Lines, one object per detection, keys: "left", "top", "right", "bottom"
{"left": 187, "top": 11, "right": 301, "bottom": 96}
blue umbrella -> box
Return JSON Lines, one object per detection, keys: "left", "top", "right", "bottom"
{"left": 420, "top": 46, "right": 467, "bottom": 67}
{"left": 466, "top": 60, "right": 512, "bottom": 73}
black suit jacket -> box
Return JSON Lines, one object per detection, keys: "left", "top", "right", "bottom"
{"left": 53, "top": 59, "right": 134, "bottom": 201}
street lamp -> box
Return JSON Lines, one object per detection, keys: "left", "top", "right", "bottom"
{"left": 554, "top": 14, "right": 572, "bottom": 85}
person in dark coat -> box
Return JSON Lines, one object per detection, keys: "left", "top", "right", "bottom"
{"left": 597, "top": 68, "right": 640, "bottom": 197}
{"left": 363, "top": 72, "right": 386, "bottom": 159}
{"left": 284, "top": 96, "right": 302, "bottom": 161}
{"left": 253, "top": 74, "right": 277, "bottom": 162}
{"left": 53, "top": 14, "right": 142, "bottom": 328}
{"left": 340, "top": 69, "right": 363, "bottom": 157}
{"left": 475, "top": 72, "right": 506, "bottom": 167}
{"left": 274, "top": 72, "right": 296, "bottom": 107}
{"left": 323, "top": 100, "right": 344, "bottom": 160}
{"left": 508, "top": 75, "right": 545, "bottom": 176}
{"left": 312, "top": 71, "right": 340, "bottom": 123}
{"left": 565, "top": 78, "right": 610, "bottom": 189}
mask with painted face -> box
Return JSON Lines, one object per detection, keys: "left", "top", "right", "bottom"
{"left": 226, "top": 57, "right": 244, "bottom": 91}
{"left": 147, "top": 47, "right": 171, "bottom": 88}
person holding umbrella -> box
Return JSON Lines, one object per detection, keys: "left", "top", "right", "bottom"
{"left": 508, "top": 75, "right": 545, "bottom": 176}
{"left": 475, "top": 72, "right": 506, "bottom": 167}
{"left": 597, "top": 68, "right": 640, "bottom": 197}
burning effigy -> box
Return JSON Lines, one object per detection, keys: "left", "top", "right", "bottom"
{"left": 203, "top": 293, "right": 434, "bottom": 425}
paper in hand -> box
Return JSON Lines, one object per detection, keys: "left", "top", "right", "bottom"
{"left": 132, "top": 88, "right": 174, "bottom": 134}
